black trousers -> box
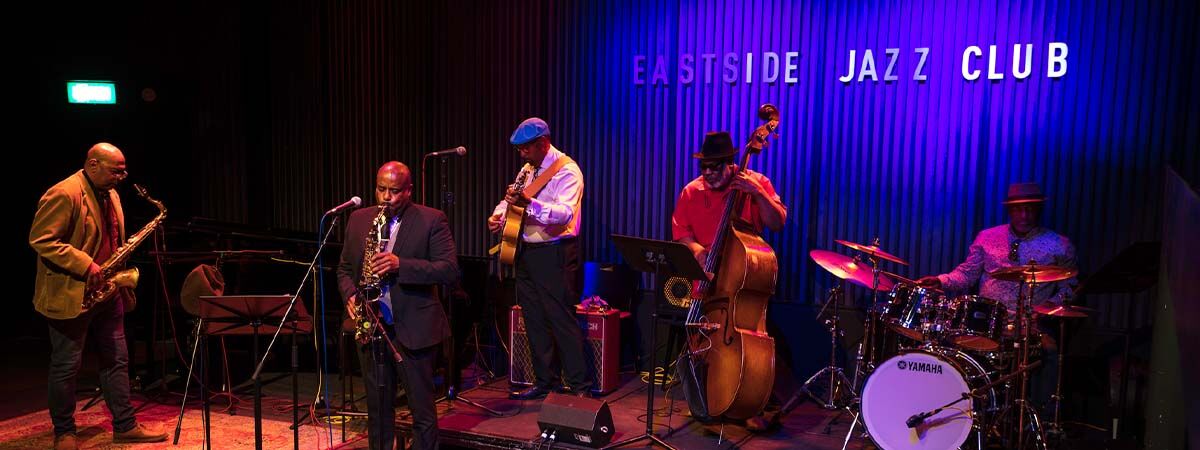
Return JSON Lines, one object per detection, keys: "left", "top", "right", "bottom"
{"left": 357, "top": 331, "right": 441, "bottom": 450}
{"left": 516, "top": 238, "right": 590, "bottom": 392}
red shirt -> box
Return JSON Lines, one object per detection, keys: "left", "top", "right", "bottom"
{"left": 671, "top": 169, "right": 781, "bottom": 248}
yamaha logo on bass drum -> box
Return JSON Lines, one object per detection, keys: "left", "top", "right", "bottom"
{"left": 896, "top": 359, "right": 945, "bottom": 375}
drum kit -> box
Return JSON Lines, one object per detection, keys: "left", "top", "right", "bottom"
{"left": 802, "top": 239, "right": 1088, "bottom": 450}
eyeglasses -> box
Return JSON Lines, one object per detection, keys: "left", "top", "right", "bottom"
{"left": 1008, "top": 241, "right": 1021, "bottom": 262}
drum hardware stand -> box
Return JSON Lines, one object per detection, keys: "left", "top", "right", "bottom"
{"left": 1044, "top": 294, "right": 1081, "bottom": 441}
{"left": 834, "top": 239, "right": 889, "bottom": 450}
{"left": 799, "top": 284, "right": 858, "bottom": 410}
{"left": 903, "top": 359, "right": 1043, "bottom": 450}
{"left": 861, "top": 239, "right": 888, "bottom": 378}
{"left": 991, "top": 266, "right": 1048, "bottom": 450}
{"left": 842, "top": 246, "right": 885, "bottom": 393}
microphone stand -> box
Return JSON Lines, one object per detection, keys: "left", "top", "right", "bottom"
{"left": 901, "top": 359, "right": 1043, "bottom": 449}
{"left": 249, "top": 213, "right": 341, "bottom": 450}
{"left": 424, "top": 152, "right": 502, "bottom": 416}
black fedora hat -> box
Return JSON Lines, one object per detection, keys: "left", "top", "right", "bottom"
{"left": 1001, "top": 182, "right": 1048, "bottom": 205}
{"left": 692, "top": 131, "right": 739, "bottom": 160}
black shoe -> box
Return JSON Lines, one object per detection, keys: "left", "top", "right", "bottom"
{"left": 510, "top": 385, "right": 551, "bottom": 400}
{"left": 557, "top": 386, "right": 592, "bottom": 398}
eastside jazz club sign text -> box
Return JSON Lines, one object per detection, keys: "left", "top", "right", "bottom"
{"left": 633, "top": 43, "right": 1068, "bottom": 85}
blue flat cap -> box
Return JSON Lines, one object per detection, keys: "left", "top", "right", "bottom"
{"left": 509, "top": 117, "right": 551, "bottom": 145}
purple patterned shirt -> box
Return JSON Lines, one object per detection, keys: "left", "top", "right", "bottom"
{"left": 937, "top": 224, "right": 1077, "bottom": 313}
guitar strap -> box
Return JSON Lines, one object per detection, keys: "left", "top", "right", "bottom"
{"left": 522, "top": 155, "right": 575, "bottom": 198}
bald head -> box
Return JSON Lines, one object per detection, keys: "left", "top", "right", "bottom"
{"left": 87, "top": 142, "right": 123, "bottom": 164}
{"left": 84, "top": 142, "right": 128, "bottom": 190}
{"left": 375, "top": 161, "right": 413, "bottom": 212}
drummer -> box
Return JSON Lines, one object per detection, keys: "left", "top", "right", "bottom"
{"left": 917, "top": 182, "right": 1076, "bottom": 407}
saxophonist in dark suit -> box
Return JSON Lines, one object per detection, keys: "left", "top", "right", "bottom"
{"left": 337, "top": 161, "right": 459, "bottom": 450}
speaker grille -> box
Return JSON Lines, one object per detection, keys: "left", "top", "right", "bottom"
{"left": 510, "top": 306, "right": 536, "bottom": 386}
{"left": 509, "top": 306, "right": 621, "bottom": 393}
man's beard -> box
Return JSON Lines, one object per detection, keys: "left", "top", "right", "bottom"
{"left": 704, "top": 174, "right": 730, "bottom": 190}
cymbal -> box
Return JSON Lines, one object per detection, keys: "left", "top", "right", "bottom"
{"left": 810, "top": 250, "right": 897, "bottom": 291}
{"left": 834, "top": 239, "right": 909, "bottom": 266}
{"left": 989, "top": 264, "right": 1077, "bottom": 283}
{"left": 1034, "top": 304, "right": 1094, "bottom": 318}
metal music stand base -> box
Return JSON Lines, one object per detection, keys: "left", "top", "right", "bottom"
{"left": 604, "top": 234, "right": 706, "bottom": 450}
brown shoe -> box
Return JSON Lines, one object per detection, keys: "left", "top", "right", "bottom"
{"left": 744, "top": 415, "right": 770, "bottom": 433}
{"left": 52, "top": 433, "right": 78, "bottom": 450}
{"left": 113, "top": 424, "right": 168, "bottom": 443}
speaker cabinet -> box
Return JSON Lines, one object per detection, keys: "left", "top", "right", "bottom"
{"left": 509, "top": 305, "right": 621, "bottom": 394}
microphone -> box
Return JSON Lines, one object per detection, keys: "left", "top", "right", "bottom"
{"left": 906, "top": 411, "right": 932, "bottom": 428}
{"left": 325, "top": 196, "right": 362, "bottom": 215}
{"left": 426, "top": 146, "right": 466, "bottom": 157}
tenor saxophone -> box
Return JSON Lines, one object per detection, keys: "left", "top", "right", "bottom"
{"left": 82, "top": 184, "right": 166, "bottom": 312}
{"left": 354, "top": 205, "right": 390, "bottom": 344}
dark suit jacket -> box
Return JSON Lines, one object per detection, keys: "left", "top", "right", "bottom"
{"left": 29, "top": 170, "right": 129, "bottom": 319}
{"left": 337, "top": 203, "right": 458, "bottom": 349}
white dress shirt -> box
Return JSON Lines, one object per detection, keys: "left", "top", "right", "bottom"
{"left": 491, "top": 145, "right": 583, "bottom": 243}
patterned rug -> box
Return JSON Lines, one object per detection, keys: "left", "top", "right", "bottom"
{"left": 0, "top": 397, "right": 369, "bottom": 450}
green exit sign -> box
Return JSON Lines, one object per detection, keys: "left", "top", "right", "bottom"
{"left": 66, "top": 81, "right": 117, "bottom": 104}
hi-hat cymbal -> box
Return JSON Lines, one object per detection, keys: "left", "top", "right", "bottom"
{"left": 833, "top": 239, "right": 909, "bottom": 266}
{"left": 1033, "top": 304, "right": 1094, "bottom": 318}
{"left": 810, "top": 250, "right": 897, "bottom": 291}
{"left": 989, "top": 263, "right": 1077, "bottom": 283}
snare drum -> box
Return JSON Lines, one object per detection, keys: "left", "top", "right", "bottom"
{"left": 946, "top": 296, "right": 1008, "bottom": 351}
{"left": 880, "top": 283, "right": 947, "bottom": 341}
{"left": 861, "top": 347, "right": 996, "bottom": 450}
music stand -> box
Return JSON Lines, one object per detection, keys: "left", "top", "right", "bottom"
{"left": 199, "top": 295, "right": 312, "bottom": 450}
{"left": 1075, "top": 242, "right": 1159, "bottom": 440}
{"left": 605, "top": 234, "right": 706, "bottom": 450}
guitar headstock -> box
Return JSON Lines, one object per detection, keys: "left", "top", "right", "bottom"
{"left": 511, "top": 163, "right": 534, "bottom": 190}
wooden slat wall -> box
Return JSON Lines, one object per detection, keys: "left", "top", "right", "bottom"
{"left": 185, "top": 0, "right": 1199, "bottom": 328}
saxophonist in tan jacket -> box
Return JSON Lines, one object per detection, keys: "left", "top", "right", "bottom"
{"left": 29, "top": 143, "right": 166, "bottom": 450}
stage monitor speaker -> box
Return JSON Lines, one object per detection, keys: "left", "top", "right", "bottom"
{"left": 536, "top": 393, "right": 615, "bottom": 448}
{"left": 509, "top": 305, "right": 621, "bottom": 393}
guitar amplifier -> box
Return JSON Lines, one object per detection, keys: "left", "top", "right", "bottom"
{"left": 509, "top": 305, "right": 621, "bottom": 394}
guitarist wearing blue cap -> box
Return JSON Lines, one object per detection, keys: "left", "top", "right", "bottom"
{"left": 488, "top": 117, "right": 591, "bottom": 400}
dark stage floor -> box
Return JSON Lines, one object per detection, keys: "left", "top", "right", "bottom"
{"left": 401, "top": 375, "right": 869, "bottom": 450}
{"left": 0, "top": 336, "right": 1120, "bottom": 449}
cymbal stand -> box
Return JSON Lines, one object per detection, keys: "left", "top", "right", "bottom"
{"left": 851, "top": 242, "right": 885, "bottom": 388}
{"left": 992, "top": 265, "right": 1047, "bottom": 449}
{"left": 1044, "top": 293, "right": 1076, "bottom": 439}
{"left": 837, "top": 242, "right": 887, "bottom": 449}
{"left": 799, "top": 284, "right": 856, "bottom": 409}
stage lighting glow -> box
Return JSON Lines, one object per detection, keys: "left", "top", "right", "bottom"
{"left": 66, "top": 81, "right": 117, "bottom": 104}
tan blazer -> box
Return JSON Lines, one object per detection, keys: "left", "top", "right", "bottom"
{"left": 29, "top": 170, "right": 130, "bottom": 319}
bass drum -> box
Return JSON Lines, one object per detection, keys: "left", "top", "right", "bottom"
{"left": 861, "top": 348, "right": 996, "bottom": 450}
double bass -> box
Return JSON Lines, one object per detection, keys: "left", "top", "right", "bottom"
{"left": 680, "top": 104, "right": 781, "bottom": 421}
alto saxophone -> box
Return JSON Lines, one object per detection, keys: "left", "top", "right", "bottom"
{"left": 82, "top": 184, "right": 167, "bottom": 312}
{"left": 354, "top": 205, "right": 390, "bottom": 344}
